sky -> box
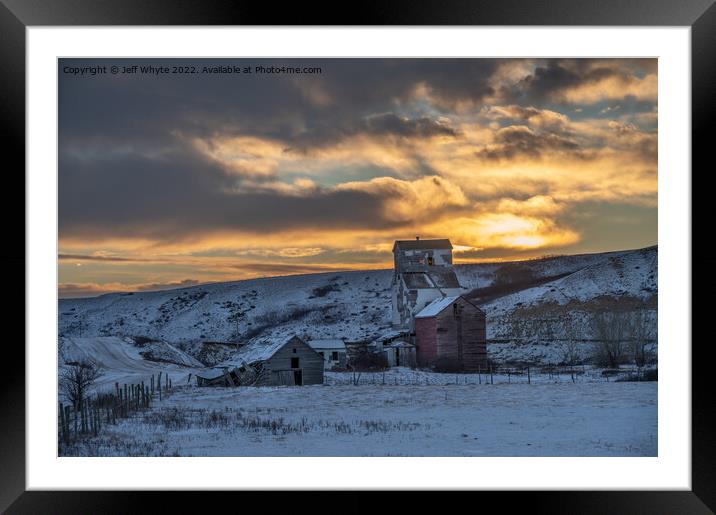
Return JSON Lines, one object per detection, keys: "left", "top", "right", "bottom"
{"left": 58, "top": 58, "right": 657, "bottom": 298}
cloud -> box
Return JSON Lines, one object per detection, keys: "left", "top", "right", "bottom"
{"left": 337, "top": 175, "right": 469, "bottom": 223}
{"left": 496, "top": 59, "right": 657, "bottom": 105}
{"left": 483, "top": 105, "right": 570, "bottom": 131}
{"left": 136, "top": 279, "right": 200, "bottom": 291}
{"left": 58, "top": 253, "right": 149, "bottom": 262}
{"left": 59, "top": 140, "right": 472, "bottom": 246}
{"left": 284, "top": 113, "right": 460, "bottom": 152}
{"left": 475, "top": 125, "right": 581, "bottom": 161}
{"left": 58, "top": 57, "right": 657, "bottom": 292}
{"left": 234, "top": 247, "right": 325, "bottom": 258}
{"left": 58, "top": 278, "right": 201, "bottom": 298}
{"left": 232, "top": 263, "right": 350, "bottom": 275}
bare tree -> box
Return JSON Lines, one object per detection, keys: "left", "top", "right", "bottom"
{"left": 561, "top": 314, "right": 583, "bottom": 382}
{"left": 630, "top": 311, "right": 653, "bottom": 377}
{"left": 59, "top": 358, "right": 103, "bottom": 411}
{"left": 590, "top": 311, "right": 630, "bottom": 368}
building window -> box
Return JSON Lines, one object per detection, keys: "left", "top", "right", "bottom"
{"left": 332, "top": 351, "right": 339, "bottom": 361}
{"left": 427, "top": 256, "right": 434, "bottom": 266}
{"left": 291, "top": 357, "right": 300, "bottom": 368}
{"left": 453, "top": 303, "right": 460, "bottom": 319}
{"left": 292, "top": 348, "right": 297, "bottom": 353}
{"left": 319, "top": 351, "right": 324, "bottom": 358}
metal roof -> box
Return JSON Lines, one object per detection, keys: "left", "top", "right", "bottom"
{"left": 415, "top": 296, "right": 461, "bottom": 318}
{"left": 401, "top": 270, "right": 461, "bottom": 290}
{"left": 220, "top": 335, "right": 304, "bottom": 367}
{"left": 393, "top": 239, "right": 452, "bottom": 251}
{"left": 307, "top": 339, "right": 346, "bottom": 350}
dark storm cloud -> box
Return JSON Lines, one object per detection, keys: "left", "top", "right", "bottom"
{"left": 59, "top": 58, "right": 506, "bottom": 242}
{"left": 517, "top": 61, "right": 585, "bottom": 101}
{"left": 59, "top": 144, "right": 419, "bottom": 242}
{"left": 475, "top": 125, "right": 581, "bottom": 161}
{"left": 504, "top": 58, "right": 656, "bottom": 104}
{"left": 59, "top": 58, "right": 655, "bottom": 244}
{"left": 284, "top": 112, "right": 459, "bottom": 153}
{"left": 362, "top": 113, "right": 458, "bottom": 138}
{"left": 59, "top": 58, "right": 497, "bottom": 151}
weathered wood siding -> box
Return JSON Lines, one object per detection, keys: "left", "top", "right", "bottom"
{"left": 259, "top": 336, "right": 325, "bottom": 386}
{"left": 415, "top": 316, "right": 438, "bottom": 365}
{"left": 416, "top": 297, "right": 487, "bottom": 371}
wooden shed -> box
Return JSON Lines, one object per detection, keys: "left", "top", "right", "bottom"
{"left": 382, "top": 340, "right": 417, "bottom": 368}
{"left": 414, "top": 296, "right": 487, "bottom": 371}
{"left": 196, "top": 335, "right": 324, "bottom": 386}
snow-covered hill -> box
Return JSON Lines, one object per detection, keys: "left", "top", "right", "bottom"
{"left": 59, "top": 246, "right": 657, "bottom": 365}
{"left": 59, "top": 336, "right": 205, "bottom": 390}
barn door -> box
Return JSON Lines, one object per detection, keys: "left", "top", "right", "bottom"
{"left": 294, "top": 369, "right": 303, "bottom": 386}
{"left": 272, "top": 370, "right": 295, "bottom": 386}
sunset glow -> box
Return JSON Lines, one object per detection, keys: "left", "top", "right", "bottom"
{"left": 59, "top": 58, "right": 657, "bottom": 297}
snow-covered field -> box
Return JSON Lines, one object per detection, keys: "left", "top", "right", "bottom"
{"left": 57, "top": 247, "right": 658, "bottom": 457}
{"left": 62, "top": 370, "right": 657, "bottom": 457}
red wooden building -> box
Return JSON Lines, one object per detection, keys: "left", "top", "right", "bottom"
{"left": 414, "top": 295, "right": 487, "bottom": 371}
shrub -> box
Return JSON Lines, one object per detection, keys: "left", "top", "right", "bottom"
{"left": 643, "top": 368, "right": 658, "bottom": 381}
{"left": 350, "top": 351, "right": 388, "bottom": 371}
{"left": 132, "top": 335, "right": 156, "bottom": 346}
{"left": 310, "top": 284, "right": 340, "bottom": 298}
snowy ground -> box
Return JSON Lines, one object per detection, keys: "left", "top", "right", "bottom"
{"left": 62, "top": 372, "right": 657, "bottom": 457}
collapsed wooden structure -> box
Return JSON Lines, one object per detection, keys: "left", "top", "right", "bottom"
{"left": 195, "top": 335, "right": 324, "bottom": 387}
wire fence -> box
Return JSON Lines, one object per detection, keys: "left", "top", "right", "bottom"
{"left": 59, "top": 371, "right": 175, "bottom": 446}
{"left": 324, "top": 363, "right": 653, "bottom": 386}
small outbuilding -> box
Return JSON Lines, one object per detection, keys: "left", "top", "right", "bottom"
{"left": 307, "top": 339, "right": 347, "bottom": 370}
{"left": 414, "top": 295, "right": 487, "bottom": 371}
{"left": 195, "top": 335, "right": 324, "bottom": 386}
{"left": 382, "top": 340, "right": 417, "bottom": 368}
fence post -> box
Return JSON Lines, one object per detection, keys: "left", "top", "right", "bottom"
{"left": 59, "top": 402, "right": 66, "bottom": 444}
{"left": 123, "top": 384, "right": 128, "bottom": 416}
{"left": 490, "top": 364, "right": 493, "bottom": 385}
{"left": 527, "top": 366, "right": 531, "bottom": 384}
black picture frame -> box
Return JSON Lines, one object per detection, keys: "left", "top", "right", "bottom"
{"left": 3, "top": 0, "right": 713, "bottom": 512}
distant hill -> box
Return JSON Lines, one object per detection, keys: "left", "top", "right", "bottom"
{"left": 59, "top": 246, "right": 657, "bottom": 365}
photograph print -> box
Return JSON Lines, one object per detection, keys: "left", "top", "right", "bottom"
{"left": 57, "top": 58, "right": 658, "bottom": 457}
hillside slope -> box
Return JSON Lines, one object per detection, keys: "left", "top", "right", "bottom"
{"left": 59, "top": 246, "right": 657, "bottom": 364}
{"left": 59, "top": 336, "right": 205, "bottom": 390}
